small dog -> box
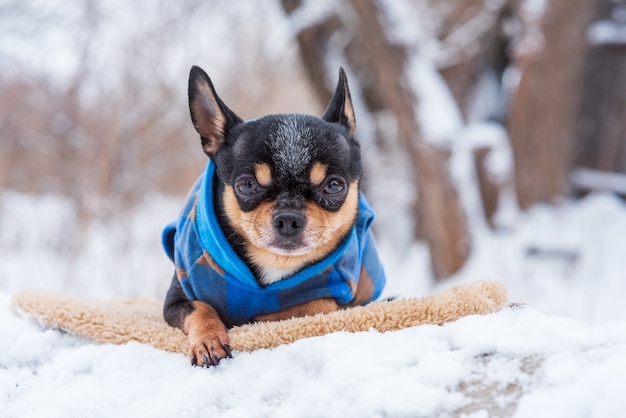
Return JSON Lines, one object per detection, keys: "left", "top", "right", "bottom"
{"left": 162, "top": 66, "right": 386, "bottom": 367}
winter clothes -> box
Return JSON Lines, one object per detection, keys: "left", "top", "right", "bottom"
{"left": 162, "top": 160, "right": 385, "bottom": 327}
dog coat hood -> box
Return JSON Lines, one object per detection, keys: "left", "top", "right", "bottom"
{"left": 162, "top": 160, "right": 386, "bottom": 327}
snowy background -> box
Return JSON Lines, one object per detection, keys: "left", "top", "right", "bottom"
{"left": 2, "top": 0, "right": 626, "bottom": 417}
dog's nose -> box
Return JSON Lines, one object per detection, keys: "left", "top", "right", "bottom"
{"left": 272, "top": 211, "right": 306, "bottom": 238}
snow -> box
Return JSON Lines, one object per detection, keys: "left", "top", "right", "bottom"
{"left": 587, "top": 20, "right": 626, "bottom": 46}
{"left": 2, "top": 190, "right": 626, "bottom": 417}
{"left": 409, "top": 55, "right": 464, "bottom": 146}
{"left": 0, "top": 192, "right": 177, "bottom": 299}
{"left": 513, "top": 0, "right": 549, "bottom": 57}
{"left": 570, "top": 167, "right": 626, "bottom": 195}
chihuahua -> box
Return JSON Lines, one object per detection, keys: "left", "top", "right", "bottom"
{"left": 162, "top": 66, "right": 385, "bottom": 367}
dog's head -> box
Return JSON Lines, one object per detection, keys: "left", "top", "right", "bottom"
{"left": 188, "top": 66, "right": 362, "bottom": 284}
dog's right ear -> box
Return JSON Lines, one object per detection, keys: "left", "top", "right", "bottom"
{"left": 188, "top": 66, "right": 243, "bottom": 158}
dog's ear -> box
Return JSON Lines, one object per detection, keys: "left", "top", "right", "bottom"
{"left": 321, "top": 68, "right": 356, "bottom": 139}
{"left": 188, "top": 66, "right": 243, "bottom": 158}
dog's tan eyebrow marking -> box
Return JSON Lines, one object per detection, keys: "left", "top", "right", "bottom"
{"left": 310, "top": 162, "right": 328, "bottom": 187}
{"left": 255, "top": 163, "right": 272, "bottom": 187}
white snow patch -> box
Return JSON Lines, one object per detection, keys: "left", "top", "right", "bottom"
{"left": 587, "top": 20, "right": 626, "bottom": 46}
{"left": 409, "top": 56, "right": 464, "bottom": 146}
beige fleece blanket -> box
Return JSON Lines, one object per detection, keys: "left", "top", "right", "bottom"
{"left": 11, "top": 280, "right": 507, "bottom": 353}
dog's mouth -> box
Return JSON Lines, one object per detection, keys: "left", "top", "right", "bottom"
{"left": 266, "top": 239, "right": 313, "bottom": 257}
{"left": 243, "top": 220, "right": 322, "bottom": 258}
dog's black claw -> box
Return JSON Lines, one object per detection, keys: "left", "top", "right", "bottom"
{"left": 212, "top": 354, "right": 220, "bottom": 366}
{"left": 203, "top": 355, "right": 211, "bottom": 367}
{"left": 224, "top": 344, "right": 233, "bottom": 358}
{"left": 191, "top": 357, "right": 197, "bottom": 367}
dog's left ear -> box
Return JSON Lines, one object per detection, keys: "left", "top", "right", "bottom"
{"left": 188, "top": 66, "right": 243, "bottom": 158}
{"left": 322, "top": 68, "right": 356, "bottom": 139}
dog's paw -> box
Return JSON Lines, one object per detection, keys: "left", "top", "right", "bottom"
{"left": 187, "top": 328, "right": 232, "bottom": 367}
{"left": 185, "top": 301, "right": 232, "bottom": 367}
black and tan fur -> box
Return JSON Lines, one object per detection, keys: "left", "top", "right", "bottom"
{"left": 163, "top": 66, "right": 362, "bottom": 367}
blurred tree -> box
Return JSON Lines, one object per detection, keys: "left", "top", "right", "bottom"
{"left": 0, "top": 0, "right": 309, "bottom": 219}
{"left": 507, "top": 0, "right": 595, "bottom": 208}
{"left": 0, "top": 0, "right": 203, "bottom": 219}
{"left": 575, "top": 0, "right": 626, "bottom": 178}
{"left": 282, "top": 0, "right": 472, "bottom": 279}
{"left": 428, "top": 0, "right": 515, "bottom": 228}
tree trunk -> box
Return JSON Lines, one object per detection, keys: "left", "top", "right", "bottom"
{"left": 434, "top": 0, "right": 516, "bottom": 227}
{"left": 508, "top": 0, "right": 595, "bottom": 209}
{"left": 436, "top": 0, "right": 515, "bottom": 120}
{"left": 474, "top": 147, "right": 501, "bottom": 228}
{"left": 575, "top": 0, "right": 626, "bottom": 175}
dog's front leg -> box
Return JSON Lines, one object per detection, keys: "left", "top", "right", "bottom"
{"left": 163, "top": 273, "right": 231, "bottom": 367}
{"left": 184, "top": 301, "right": 231, "bottom": 367}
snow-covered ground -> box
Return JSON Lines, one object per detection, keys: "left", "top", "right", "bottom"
{"left": 2, "top": 191, "right": 626, "bottom": 417}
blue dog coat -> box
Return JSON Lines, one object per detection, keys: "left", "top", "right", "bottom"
{"left": 162, "top": 160, "right": 386, "bottom": 327}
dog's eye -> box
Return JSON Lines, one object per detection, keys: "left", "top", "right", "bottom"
{"left": 322, "top": 177, "right": 346, "bottom": 196}
{"left": 235, "top": 175, "right": 262, "bottom": 198}
{"left": 316, "top": 176, "right": 348, "bottom": 211}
